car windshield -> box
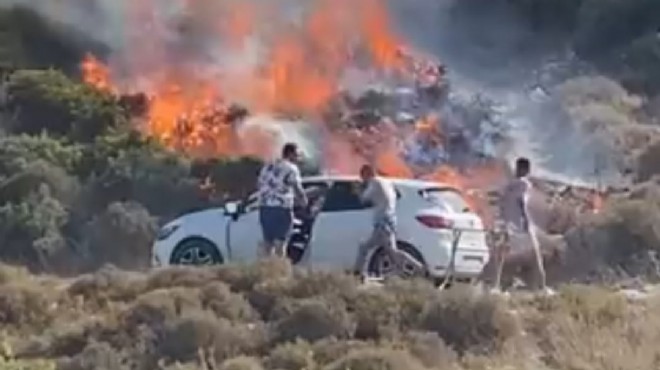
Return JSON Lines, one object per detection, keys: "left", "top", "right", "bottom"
{"left": 420, "top": 187, "right": 470, "bottom": 213}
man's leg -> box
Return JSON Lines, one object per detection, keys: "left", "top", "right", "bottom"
{"left": 258, "top": 207, "right": 273, "bottom": 259}
{"left": 272, "top": 239, "right": 285, "bottom": 258}
{"left": 529, "top": 229, "right": 548, "bottom": 290}
{"left": 355, "top": 227, "right": 380, "bottom": 277}
{"left": 271, "top": 207, "right": 293, "bottom": 259}
{"left": 493, "top": 234, "right": 509, "bottom": 293}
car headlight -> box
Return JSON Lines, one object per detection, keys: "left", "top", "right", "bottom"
{"left": 157, "top": 224, "right": 180, "bottom": 241}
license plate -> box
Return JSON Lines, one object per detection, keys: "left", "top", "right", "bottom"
{"left": 463, "top": 255, "right": 484, "bottom": 263}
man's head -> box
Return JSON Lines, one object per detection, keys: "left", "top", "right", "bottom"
{"left": 282, "top": 142, "right": 301, "bottom": 163}
{"left": 360, "top": 164, "right": 376, "bottom": 182}
{"left": 515, "top": 157, "right": 531, "bottom": 178}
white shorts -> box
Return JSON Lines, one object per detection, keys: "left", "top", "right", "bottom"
{"left": 505, "top": 224, "right": 539, "bottom": 257}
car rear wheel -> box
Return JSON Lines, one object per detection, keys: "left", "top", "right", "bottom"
{"left": 170, "top": 238, "right": 223, "bottom": 266}
{"left": 367, "top": 242, "right": 426, "bottom": 279}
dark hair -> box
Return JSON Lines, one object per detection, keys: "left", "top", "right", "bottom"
{"left": 515, "top": 157, "right": 531, "bottom": 171}
{"left": 360, "top": 164, "right": 375, "bottom": 176}
{"left": 282, "top": 143, "right": 298, "bottom": 158}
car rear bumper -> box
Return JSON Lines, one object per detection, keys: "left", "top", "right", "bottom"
{"left": 424, "top": 243, "right": 490, "bottom": 280}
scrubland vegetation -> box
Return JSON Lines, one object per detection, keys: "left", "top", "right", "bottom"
{"left": 1, "top": 1, "right": 660, "bottom": 368}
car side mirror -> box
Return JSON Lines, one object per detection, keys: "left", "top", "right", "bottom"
{"left": 224, "top": 201, "right": 240, "bottom": 220}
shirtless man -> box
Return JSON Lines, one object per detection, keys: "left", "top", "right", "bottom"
{"left": 493, "top": 157, "right": 551, "bottom": 294}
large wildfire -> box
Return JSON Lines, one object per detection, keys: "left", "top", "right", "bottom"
{"left": 78, "top": 0, "right": 605, "bottom": 224}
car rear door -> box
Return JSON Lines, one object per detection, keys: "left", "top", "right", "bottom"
{"left": 308, "top": 180, "right": 373, "bottom": 271}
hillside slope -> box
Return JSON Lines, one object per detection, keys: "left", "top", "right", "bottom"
{"left": 0, "top": 259, "right": 658, "bottom": 370}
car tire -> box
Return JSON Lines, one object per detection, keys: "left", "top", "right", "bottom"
{"left": 367, "top": 242, "right": 427, "bottom": 279}
{"left": 170, "top": 238, "right": 223, "bottom": 266}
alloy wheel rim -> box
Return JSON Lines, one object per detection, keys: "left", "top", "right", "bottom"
{"left": 177, "top": 246, "right": 214, "bottom": 265}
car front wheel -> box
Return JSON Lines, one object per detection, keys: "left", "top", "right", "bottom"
{"left": 170, "top": 238, "right": 223, "bottom": 266}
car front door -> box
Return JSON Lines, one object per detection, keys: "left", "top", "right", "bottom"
{"left": 226, "top": 193, "right": 260, "bottom": 262}
{"left": 308, "top": 180, "right": 373, "bottom": 271}
{"left": 228, "top": 182, "right": 330, "bottom": 263}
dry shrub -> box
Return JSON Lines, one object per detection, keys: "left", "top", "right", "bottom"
{"left": 199, "top": 282, "right": 257, "bottom": 322}
{"left": 401, "top": 331, "right": 458, "bottom": 368}
{"left": 310, "top": 339, "right": 372, "bottom": 367}
{"left": 161, "top": 363, "right": 201, "bottom": 370}
{"left": 56, "top": 341, "right": 127, "bottom": 370}
{"left": 146, "top": 267, "right": 216, "bottom": 292}
{"left": 273, "top": 298, "right": 354, "bottom": 344}
{"left": 156, "top": 312, "right": 265, "bottom": 364}
{"left": 264, "top": 340, "right": 315, "bottom": 370}
{"left": 219, "top": 356, "right": 264, "bottom": 370}
{"left": 529, "top": 288, "right": 660, "bottom": 370}
{"left": 18, "top": 320, "right": 102, "bottom": 359}
{"left": 561, "top": 185, "right": 660, "bottom": 282}
{"left": 545, "top": 201, "right": 579, "bottom": 234}
{"left": 351, "top": 289, "right": 401, "bottom": 340}
{"left": 67, "top": 266, "right": 146, "bottom": 305}
{"left": 121, "top": 288, "right": 201, "bottom": 331}
{"left": 543, "top": 285, "right": 627, "bottom": 325}
{"left": 419, "top": 287, "right": 518, "bottom": 354}
{"left": 322, "top": 348, "right": 428, "bottom": 370}
{"left": 247, "top": 270, "right": 357, "bottom": 321}
{"left": 215, "top": 258, "right": 293, "bottom": 293}
{"left": 286, "top": 270, "right": 358, "bottom": 300}
{"left": 0, "top": 263, "right": 31, "bottom": 285}
{"left": 383, "top": 278, "right": 437, "bottom": 329}
{"left": 246, "top": 279, "right": 293, "bottom": 321}
{"left": 0, "top": 359, "right": 57, "bottom": 370}
{"left": 0, "top": 283, "right": 54, "bottom": 328}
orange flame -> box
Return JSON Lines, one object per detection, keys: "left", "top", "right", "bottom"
{"left": 79, "top": 0, "right": 506, "bottom": 226}
{"left": 81, "top": 0, "right": 414, "bottom": 159}
{"left": 80, "top": 53, "right": 114, "bottom": 94}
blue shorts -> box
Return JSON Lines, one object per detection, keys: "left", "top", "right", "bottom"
{"left": 259, "top": 206, "right": 293, "bottom": 243}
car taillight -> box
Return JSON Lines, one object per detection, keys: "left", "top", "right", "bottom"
{"left": 416, "top": 215, "right": 454, "bottom": 229}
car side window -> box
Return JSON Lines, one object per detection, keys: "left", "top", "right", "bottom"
{"left": 243, "top": 181, "right": 329, "bottom": 213}
{"left": 321, "top": 181, "right": 371, "bottom": 213}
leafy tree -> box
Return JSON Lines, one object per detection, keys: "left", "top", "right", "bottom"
{"left": 0, "top": 133, "right": 83, "bottom": 179}
{"left": 0, "top": 184, "right": 68, "bottom": 271}
{"left": 4, "top": 69, "right": 126, "bottom": 141}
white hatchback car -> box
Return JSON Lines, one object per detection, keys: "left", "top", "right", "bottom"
{"left": 151, "top": 175, "right": 490, "bottom": 282}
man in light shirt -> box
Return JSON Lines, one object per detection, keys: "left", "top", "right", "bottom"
{"left": 257, "top": 143, "right": 308, "bottom": 258}
{"left": 353, "top": 164, "right": 424, "bottom": 279}
{"left": 494, "top": 157, "right": 551, "bottom": 294}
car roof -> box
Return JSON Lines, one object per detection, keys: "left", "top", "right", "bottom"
{"left": 302, "top": 175, "right": 456, "bottom": 190}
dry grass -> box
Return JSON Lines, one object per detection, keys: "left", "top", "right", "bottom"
{"left": 0, "top": 259, "right": 658, "bottom": 370}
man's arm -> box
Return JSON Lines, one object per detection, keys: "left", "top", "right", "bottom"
{"left": 359, "top": 181, "right": 374, "bottom": 204}
{"left": 286, "top": 167, "right": 307, "bottom": 206}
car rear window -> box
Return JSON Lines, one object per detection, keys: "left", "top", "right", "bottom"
{"left": 420, "top": 187, "right": 470, "bottom": 213}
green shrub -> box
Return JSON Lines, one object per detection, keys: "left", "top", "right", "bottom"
{"left": 4, "top": 69, "right": 124, "bottom": 141}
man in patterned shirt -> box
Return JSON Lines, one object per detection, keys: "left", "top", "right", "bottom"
{"left": 257, "top": 143, "right": 308, "bottom": 258}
